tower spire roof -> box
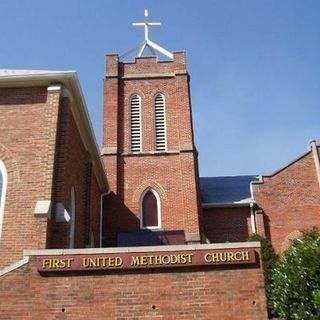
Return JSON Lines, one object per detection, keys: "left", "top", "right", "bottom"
{"left": 121, "top": 9, "right": 173, "bottom": 60}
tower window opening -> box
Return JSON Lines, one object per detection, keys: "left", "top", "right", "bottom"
{"left": 154, "top": 94, "right": 167, "bottom": 151}
{"left": 130, "top": 94, "right": 142, "bottom": 152}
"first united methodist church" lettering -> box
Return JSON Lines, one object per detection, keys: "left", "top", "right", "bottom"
{"left": 37, "top": 248, "right": 255, "bottom": 272}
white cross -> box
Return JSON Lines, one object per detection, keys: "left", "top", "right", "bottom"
{"left": 132, "top": 9, "right": 161, "bottom": 42}
{"left": 121, "top": 9, "right": 173, "bottom": 60}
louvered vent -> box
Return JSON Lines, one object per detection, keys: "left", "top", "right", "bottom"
{"left": 130, "top": 95, "right": 141, "bottom": 152}
{"left": 155, "top": 94, "right": 167, "bottom": 151}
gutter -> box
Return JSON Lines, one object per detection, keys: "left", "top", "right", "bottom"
{"left": 249, "top": 180, "right": 257, "bottom": 234}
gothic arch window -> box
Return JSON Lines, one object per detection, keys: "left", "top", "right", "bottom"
{"left": 0, "top": 160, "right": 7, "bottom": 240}
{"left": 140, "top": 189, "right": 161, "bottom": 229}
{"left": 130, "top": 94, "right": 142, "bottom": 152}
{"left": 154, "top": 93, "right": 167, "bottom": 151}
{"left": 69, "top": 186, "right": 76, "bottom": 248}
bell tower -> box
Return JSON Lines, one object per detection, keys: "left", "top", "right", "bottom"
{"left": 101, "top": 11, "right": 202, "bottom": 246}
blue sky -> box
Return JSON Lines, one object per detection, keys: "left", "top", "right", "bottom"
{"left": 1, "top": 0, "right": 319, "bottom": 177}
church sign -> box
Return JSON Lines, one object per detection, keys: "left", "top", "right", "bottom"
{"left": 37, "top": 248, "right": 257, "bottom": 272}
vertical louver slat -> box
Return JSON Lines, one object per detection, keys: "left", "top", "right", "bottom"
{"left": 155, "top": 94, "right": 167, "bottom": 151}
{"left": 130, "top": 95, "right": 141, "bottom": 152}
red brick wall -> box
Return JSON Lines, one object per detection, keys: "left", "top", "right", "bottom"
{"left": 102, "top": 53, "right": 202, "bottom": 244}
{"left": 0, "top": 86, "right": 103, "bottom": 268}
{"left": 0, "top": 87, "right": 54, "bottom": 267}
{"left": 0, "top": 251, "right": 267, "bottom": 319}
{"left": 253, "top": 150, "right": 320, "bottom": 253}
{"left": 49, "top": 98, "right": 101, "bottom": 249}
{"left": 203, "top": 207, "right": 253, "bottom": 243}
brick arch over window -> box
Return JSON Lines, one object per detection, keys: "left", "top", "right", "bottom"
{"left": 132, "top": 180, "right": 167, "bottom": 205}
{"left": 140, "top": 188, "right": 161, "bottom": 229}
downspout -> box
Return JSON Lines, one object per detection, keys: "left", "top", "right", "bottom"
{"left": 250, "top": 202, "right": 256, "bottom": 234}
{"left": 99, "top": 190, "right": 111, "bottom": 248}
{"left": 309, "top": 140, "right": 320, "bottom": 189}
{"left": 249, "top": 181, "right": 257, "bottom": 234}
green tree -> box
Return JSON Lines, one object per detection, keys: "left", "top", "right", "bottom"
{"left": 269, "top": 227, "right": 320, "bottom": 320}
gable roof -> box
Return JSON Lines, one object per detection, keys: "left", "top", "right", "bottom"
{"left": 0, "top": 69, "right": 71, "bottom": 76}
{"left": 200, "top": 175, "right": 259, "bottom": 207}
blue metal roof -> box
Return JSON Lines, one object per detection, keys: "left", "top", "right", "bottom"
{"left": 200, "top": 175, "right": 259, "bottom": 204}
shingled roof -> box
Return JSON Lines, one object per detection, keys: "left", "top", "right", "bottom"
{"left": 200, "top": 175, "right": 259, "bottom": 205}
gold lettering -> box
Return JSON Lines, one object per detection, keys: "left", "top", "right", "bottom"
{"left": 234, "top": 252, "right": 242, "bottom": 261}
{"left": 162, "top": 255, "right": 171, "bottom": 264}
{"left": 59, "top": 259, "right": 66, "bottom": 268}
{"left": 212, "top": 253, "right": 220, "bottom": 262}
{"left": 204, "top": 253, "right": 211, "bottom": 263}
{"left": 42, "top": 259, "right": 51, "bottom": 269}
{"left": 52, "top": 259, "right": 60, "bottom": 269}
{"left": 219, "top": 253, "right": 227, "bottom": 262}
{"left": 170, "top": 255, "right": 178, "bottom": 264}
{"left": 82, "top": 258, "right": 89, "bottom": 268}
{"left": 180, "top": 254, "right": 187, "bottom": 264}
{"left": 131, "top": 256, "right": 140, "bottom": 266}
{"left": 101, "top": 257, "right": 108, "bottom": 267}
{"left": 155, "top": 255, "right": 162, "bottom": 265}
{"left": 242, "top": 251, "right": 250, "bottom": 261}
{"left": 114, "top": 257, "right": 123, "bottom": 267}
{"left": 65, "top": 258, "right": 73, "bottom": 268}
{"left": 90, "top": 258, "right": 97, "bottom": 267}
{"left": 186, "top": 254, "right": 193, "bottom": 263}
{"left": 140, "top": 256, "right": 148, "bottom": 265}
{"left": 227, "top": 252, "right": 235, "bottom": 261}
{"left": 108, "top": 257, "right": 115, "bottom": 267}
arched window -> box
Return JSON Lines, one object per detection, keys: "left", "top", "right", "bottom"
{"left": 130, "top": 94, "right": 142, "bottom": 152}
{"left": 69, "top": 187, "right": 76, "bottom": 248}
{"left": 154, "top": 94, "right": 167, "bottom": 151}
{"left": 141, "top": 189, "right": 161, "bottom": 229}
{"left": 0, "top": 160, "right": 7, "bottom": 240}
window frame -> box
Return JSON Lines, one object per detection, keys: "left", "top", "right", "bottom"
{"left": 140, "top": 188, "right": 162, "bottom": 230}
{"left": 0, "top": 160, "right": 7, "bottom": 241}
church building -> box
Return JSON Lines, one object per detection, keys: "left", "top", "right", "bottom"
{"left": 0, "top": 10, "right": 319, "bottom": 319}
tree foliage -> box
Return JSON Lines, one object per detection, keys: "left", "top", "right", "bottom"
{"left": 269, "top": 227, "right": 320, "bottom": 320}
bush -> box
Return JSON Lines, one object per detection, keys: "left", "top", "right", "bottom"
{"left": 269, "top": 227, "right": 320, "bottom": 320}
